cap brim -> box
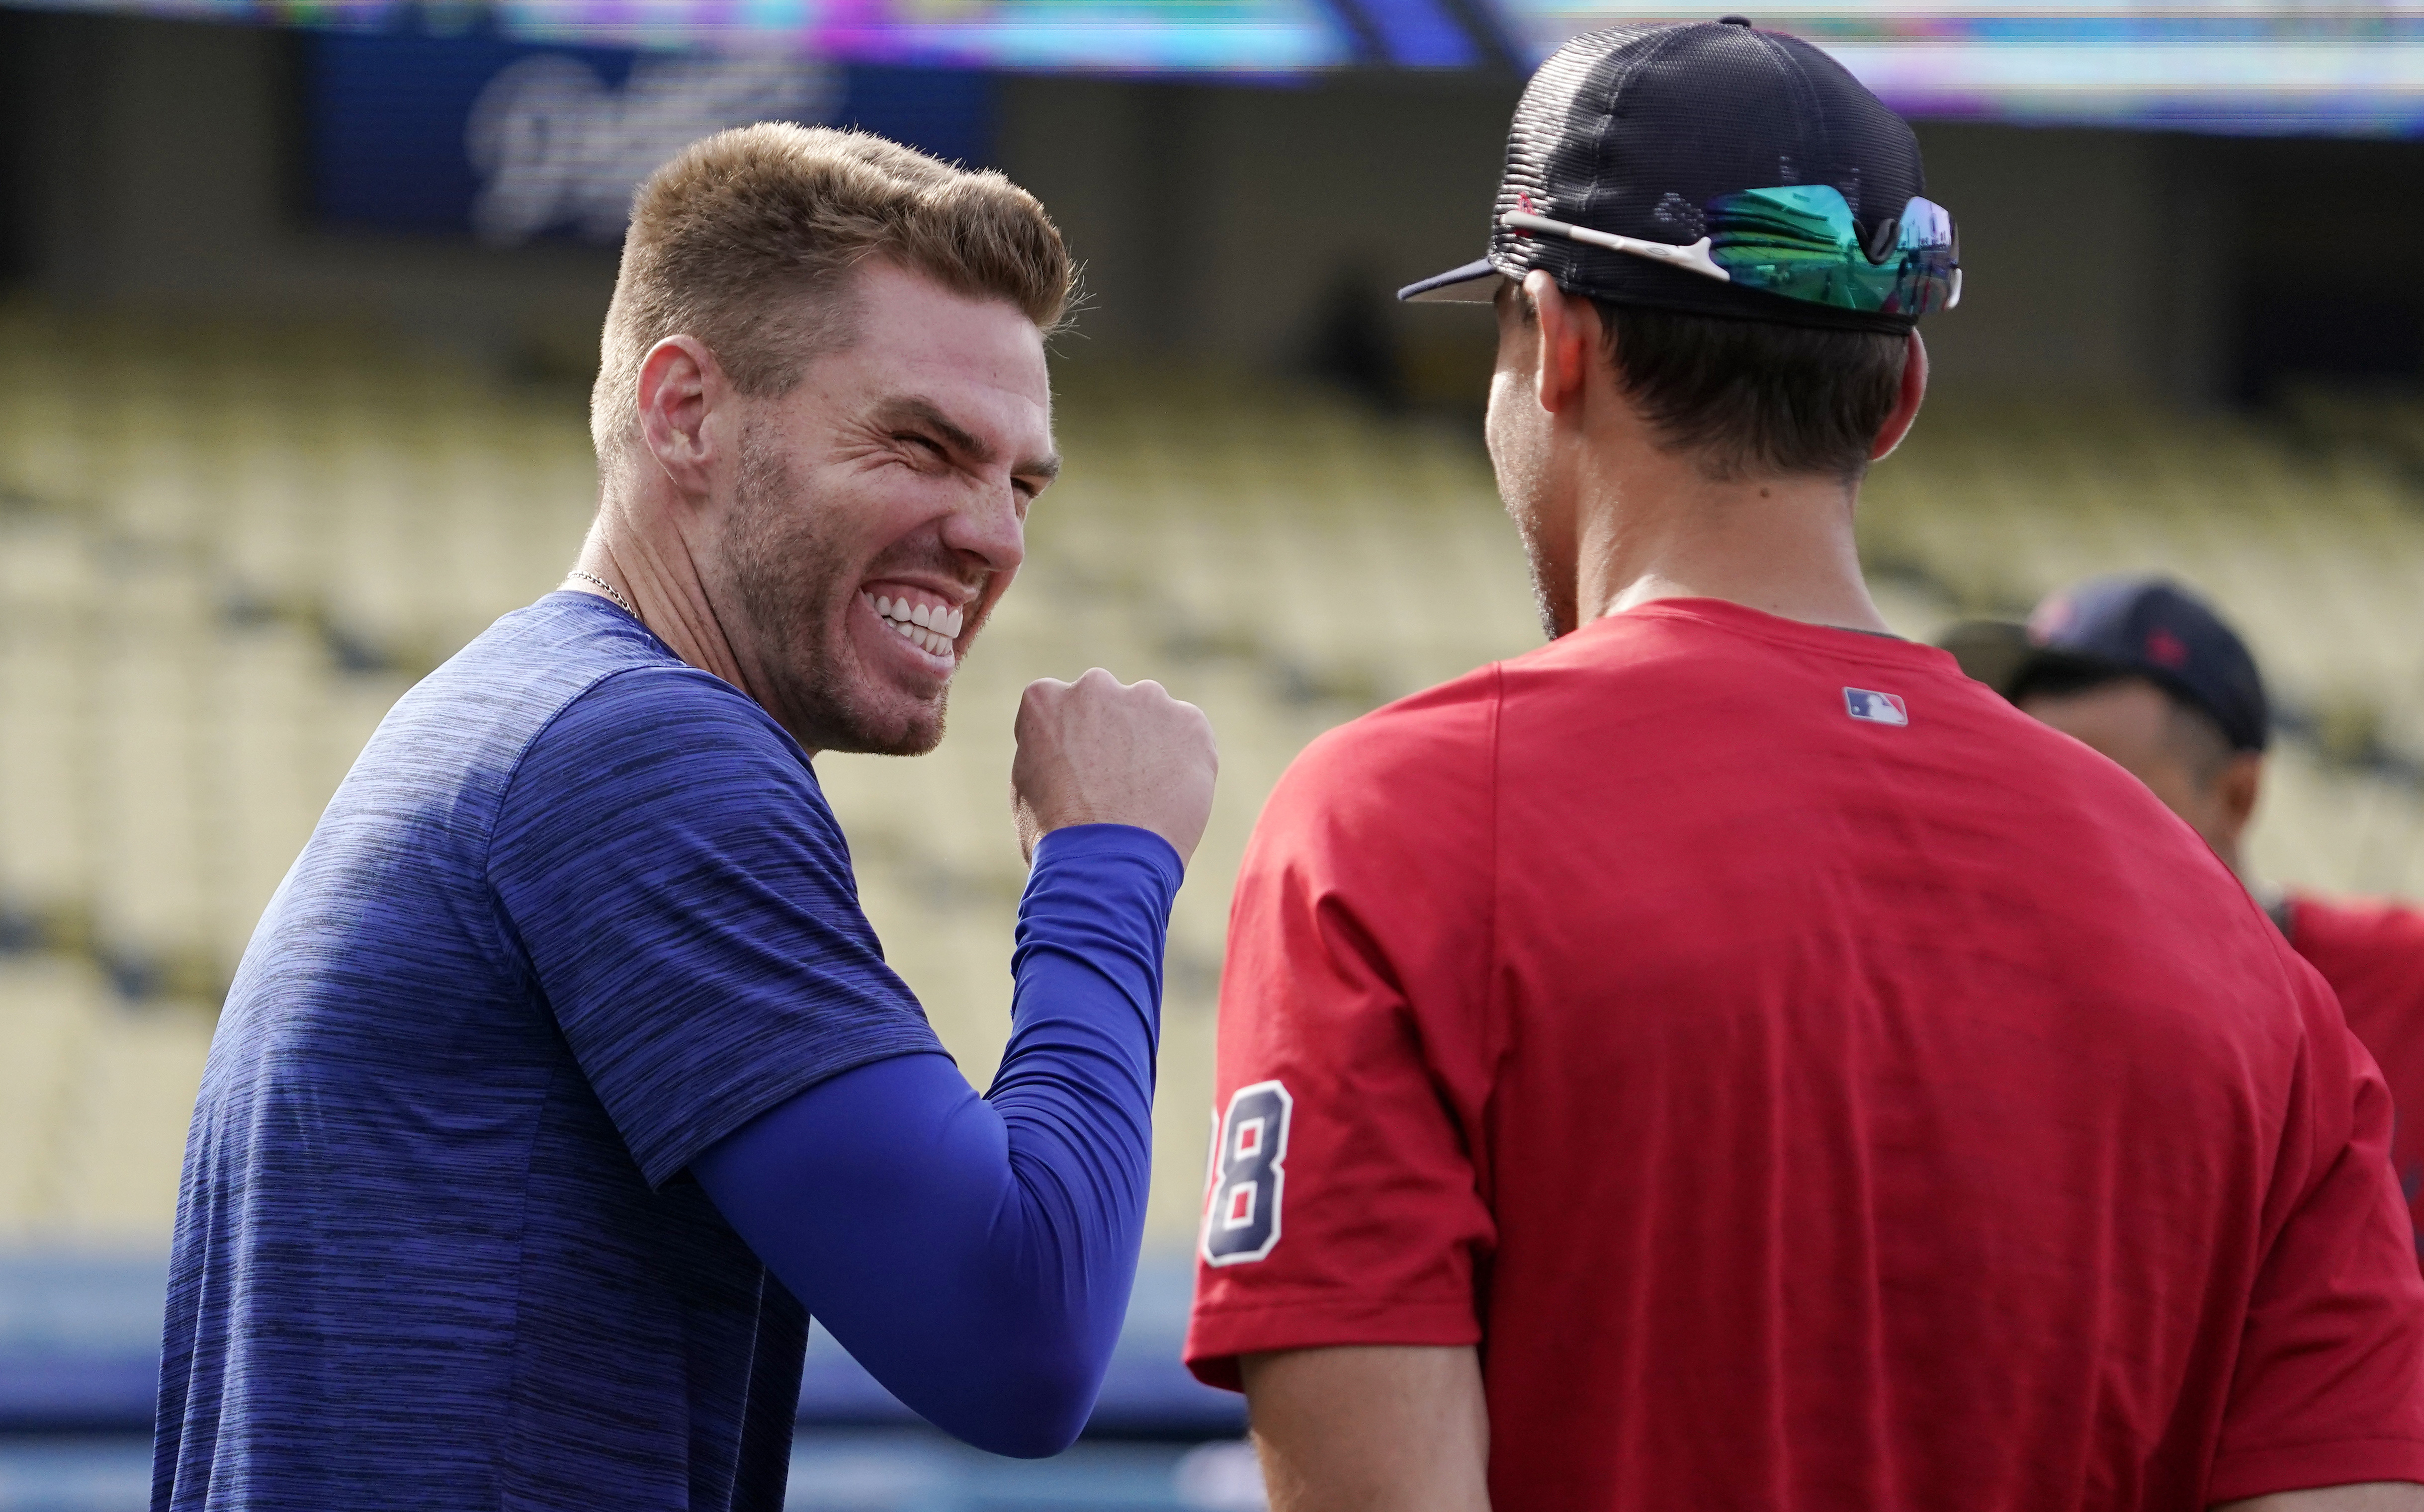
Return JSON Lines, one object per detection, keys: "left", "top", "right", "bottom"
{"left": 1398, "top": 257, "right": 1502, "bottom": 304}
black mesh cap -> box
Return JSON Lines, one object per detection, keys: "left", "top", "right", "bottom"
{"left": 1400, "top": 19, "right": 1931, "bottom": 335}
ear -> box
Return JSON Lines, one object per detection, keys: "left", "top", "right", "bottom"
{"left": 1524, "top": 270, "right": 1596, "bottom": 417}
{"left": 636, "top": 335, "right": 723, "bottom": 499}
{"left": 1869, "top": 329, "right": 1929, "bottom": 462}
{"left": 2213, "top": 751, "right": 2263, "bottom": 850}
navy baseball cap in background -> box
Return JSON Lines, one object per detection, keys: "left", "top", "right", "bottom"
{"left": 1952, "top": 576, "right": 2271, "bottom": 753}
{"left": 1399, "top": 17, "right": 1944, "bottom": 335}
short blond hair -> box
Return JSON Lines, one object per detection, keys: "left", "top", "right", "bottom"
{"left": 590, "top": 123, "right": 1072, "bottom": 458}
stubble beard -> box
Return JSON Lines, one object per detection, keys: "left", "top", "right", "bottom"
{"left": 1488, "top": 407, "right": 1575, "bottom": 642}
{"left": 1514, "top": 509, "right": 1569, "bottom": 643}
{"left": 727, "top": 427, "right": 952, "bottom": 756}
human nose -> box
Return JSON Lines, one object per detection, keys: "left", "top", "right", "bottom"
{"left": 942, "top": 478, "right": 1026, "bottom": 576}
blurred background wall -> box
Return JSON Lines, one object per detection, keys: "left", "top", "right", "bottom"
{"left": 11, "top": 7, "right": 2422, "bottom": 402}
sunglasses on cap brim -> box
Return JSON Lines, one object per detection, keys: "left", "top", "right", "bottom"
{"left": 1500, "top": 186, "right": 1960, "bottom": 318}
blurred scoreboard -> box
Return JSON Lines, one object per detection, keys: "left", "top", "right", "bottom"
{"left": 17, "top": 0, "right": 2424, "bottom": 139}
{"left": 1512, "top": 2, "right": 2424, "bottom": 136}
{"left": 304, "top": 34, "right": 993, "bottom": 243}
{"left": 20, "top": 0, "right": 1354, "bottom": 71}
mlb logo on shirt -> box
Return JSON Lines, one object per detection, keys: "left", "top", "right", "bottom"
{"left": 1844, "top": 688, "right": 1908, "bottom": 726}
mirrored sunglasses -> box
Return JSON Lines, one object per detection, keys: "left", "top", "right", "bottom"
{"left": 1501, "top": 185, "right": 1961, "bottom": 318}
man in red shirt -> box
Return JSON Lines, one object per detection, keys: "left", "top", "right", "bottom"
{"left": 1184, "top": 20, "right": 2424, "bottom": 1512}
{"left": 1966, "top": 574, "right": 2424, "bottom": 1261}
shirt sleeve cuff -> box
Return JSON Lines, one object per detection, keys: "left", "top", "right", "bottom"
{"left": 1183, "top": 1295, "right": 1483, "bottom": 1393}
{"left": 1032, "top": 822, "right": 1185, "bottom": 886}
{"left": 648, "top": 1029, "right": 947, "bottom": 1189}
{"left": 2208, "top": 1437, "right": 2424, "bottom": 1503}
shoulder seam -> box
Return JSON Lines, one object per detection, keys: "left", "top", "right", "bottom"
{"left": 478, "top": 662, "right": 768, "bottom": 978}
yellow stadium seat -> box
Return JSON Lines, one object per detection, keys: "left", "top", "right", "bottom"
{"left": 0, "top": 305, "right": 2419, "bottom": 1247}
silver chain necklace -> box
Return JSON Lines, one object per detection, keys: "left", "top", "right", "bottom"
{"left": 568, "top": 570, "right": 636, "bottom": 618}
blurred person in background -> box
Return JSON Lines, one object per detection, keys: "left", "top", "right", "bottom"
{"left": 1951, "top": 574, "right": 2424, "bottom": 1260}
{"left": 152, "top": 124, "right": 1217, "bottom": 1512}
{"left": 1184, "top": 20, "right": 2424, "bottom": 1512}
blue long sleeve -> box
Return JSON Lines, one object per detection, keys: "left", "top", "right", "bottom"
{"left": 691, "top": 823, "right": 1181, "bottom": 1458}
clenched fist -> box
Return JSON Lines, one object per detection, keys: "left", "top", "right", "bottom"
{"left": 1011, "top": 669, "right": 1218, "bottom": 866}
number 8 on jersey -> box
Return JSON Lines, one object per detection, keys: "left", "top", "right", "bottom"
{"left": 1202, "top": 1081, "right": 1293, "bottom": 1265}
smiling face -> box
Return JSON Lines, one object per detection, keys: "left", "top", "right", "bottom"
{"left": 706, "top": 260, "right": 1058, "bottom": 755}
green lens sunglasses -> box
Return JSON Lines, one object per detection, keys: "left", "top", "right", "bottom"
{"left": 1502, "top": 184, "right": 1960, "bottom": 318}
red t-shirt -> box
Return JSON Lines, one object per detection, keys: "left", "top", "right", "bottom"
{"left": 1186, "top": 598, "right": 2424, "bottom": 1510}
{"left": 2291, "top": 893, "right": 2424, "bottom": 1261}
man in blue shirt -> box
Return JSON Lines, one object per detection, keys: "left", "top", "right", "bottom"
{"left": 152, "top": 124, "right": 1218, "bottom": 1511}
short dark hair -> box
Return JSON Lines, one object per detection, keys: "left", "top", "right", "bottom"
{"left": 2009, "top": 662, "right": 2239, "bottom": 785}
{"left": 1591, "top": 301, "right": 1908, "bottom": 483}
{"left": 2005, "top": 657, "right": 2128, "bottom": 710}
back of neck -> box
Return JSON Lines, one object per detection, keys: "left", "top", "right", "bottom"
{"left": 1574, "top": 456, "right": 1890, "bottom": 635}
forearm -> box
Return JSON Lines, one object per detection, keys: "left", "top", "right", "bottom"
{"left": 984, "top": 825, "right": 1175, "bottom": 1300}
{"left": 1242, "top": 1346, "right": 1492, "bottom": 1512}
{"left": 693, "top": 826, "right": 1180, "bottom": 1457}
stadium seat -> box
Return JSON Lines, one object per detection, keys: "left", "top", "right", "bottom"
{"left": 0, "top": 303, "right": 2419, "bottom": 1254}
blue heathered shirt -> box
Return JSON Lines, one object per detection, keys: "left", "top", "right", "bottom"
{"left": 153, "top": 592, "right": 952, "bottom": 1512}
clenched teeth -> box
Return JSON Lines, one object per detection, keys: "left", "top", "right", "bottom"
{"left": 863, "top": 591, "right": 962, "bottom": 659}
{"left": 889, "top": 619, "right": 954, "bottom": 657}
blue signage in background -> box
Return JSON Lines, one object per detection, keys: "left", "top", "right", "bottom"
{"left": 304, "top": 33, "right": 996, "bottom": 245}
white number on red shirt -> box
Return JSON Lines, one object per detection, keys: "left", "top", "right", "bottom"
{"left": 1202, "top": 1081, "right": 1293, "bottom": 1266}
